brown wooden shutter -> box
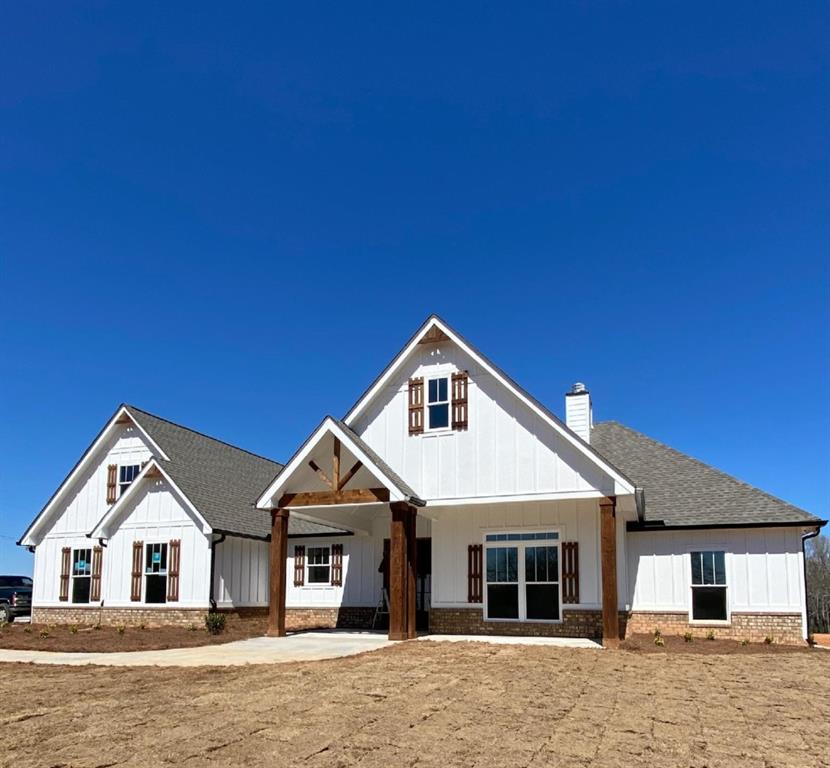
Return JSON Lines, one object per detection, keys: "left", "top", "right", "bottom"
{"left": 131, "top": 540, "right": 143, "bottom": 601}
{"left": 106, "top": 464, "right": 118, "bottom": 504}
{"left": 59, "top": 547, "right": 71, "bottom": 601}
{"left": 167, "top": 539, "right": 181, "bottom": 602}
{"left": 451, "top": 371, "right": 469, "bottom": 430}
{"left": 90, "top": 546, "right": 103, "bottom": 602}
{"left": 467, "top": 544, "right": 483, "bottom": 603}
{"left": 408, "top": 377, "right": 424, "bottom": 435}
{"left": 331, "top": 543, "right": 343, "bottom": 586}
{"left": 562, "top": 541, "right": 580, "bottom": 604}
{"left": 293, "top": 545, "right": 306, "bottom": 586}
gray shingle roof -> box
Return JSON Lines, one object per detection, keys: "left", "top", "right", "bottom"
{"left": 591, "top": 421, "right": 824, "bottom": 528}
{"left": 126, "top": 406, "right": 346, "bottom": 539}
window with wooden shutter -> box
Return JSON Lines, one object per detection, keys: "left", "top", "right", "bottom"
{"left": 408, "top": 377, "right": 424, "bottom": 435}
{"left": 59, "top": 547, "right": 71, "bottom": 601}
{"left": 331, "top": 543, "right": 343, "bottom": 587}
{"left": 293, "top": 545, "right": 306, "bottom": 586}
{"left": 90, "top": 546, "right": 103, "bottom": 602}
{"left": 451, "top": 371, "right": 469, "bottom": 430}
{"left": 167, "top": 539, "right": 181, "bottom": 602}
{"left": 131, "top": 540, "right": 143, "bottom": 601}
{"left": 562, "top": 541, "right": 579, "bottom": 604}
{"left": 467, "top": 544, "right": 483, "bottom": 603}
{"left": 106, "top": 464, "right": 118, "bottom": 504}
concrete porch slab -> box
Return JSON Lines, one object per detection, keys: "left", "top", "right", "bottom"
{"left": 0, "top": 630, "right": 394, "bottom": 667}
{"left": 419, "top": 634, "right": 603, "bottom": 649}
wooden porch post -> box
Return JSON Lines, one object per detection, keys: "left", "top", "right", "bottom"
{"left": 599, "top": 496, "right": 619, "bottom": 648}
{"left": 267, "top": 508, "right": 289, "bottom": 637}
{"left": 389, "top": 502, "right": 414, "bottom": 641}
{"left": 406, "top": 506, "right": 417, "bottom": 639}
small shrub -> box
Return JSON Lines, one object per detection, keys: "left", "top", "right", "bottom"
{"left": 138, "top": 622, "right": 147, "bottom": 631}
{"left": 116, "top": 624, "right": 126, "bottom": 635}
{"left": 764, "top": 635, "right": 773, "bottom": 645}
{"left": 683, "top": 632, "right": 693, "bottom": 643}
{"left": 188, "top": 623, "right": 198, "bottom": 632}
{"left": 0, "top": 619, "right": 7, "bottom": 631}
{"left": 24, "top": 626, "right": 32, "bottom": 634}
{"left": 741, "top": 638, "right": 750, "bottom": 646}
{"left": 93, "top": 623, "right": 102, "bottom": 631}
{"left": 205, "top": 612, "right": 226, "bottom": 635}
{"left": 807, "top": 634, "right": 816, "bottom": 646}
{"left": 69, "top": 624, "right": 79, "bottom": 635}
{"left": 705, "top": 629, "right": 716, "bottom": 641}
{"left": 39, "top": 629, "right": 50, "bottom": 639}
{"left": 654, "top": 635, "right": 665, "bottom": 647}
{"left": 653, "top": 627, "right": 662, "bottom": 639}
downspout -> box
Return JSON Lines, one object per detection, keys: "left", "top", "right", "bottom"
{"left": 802, "top": 527, "right": 821, "bottom": 642}
{"left": 209, "top": 533, "right": 227, "bottom": 611}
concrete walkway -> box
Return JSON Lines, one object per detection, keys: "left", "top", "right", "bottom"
{"left": 0, "top": 630, "right": 394, "bottom": 667}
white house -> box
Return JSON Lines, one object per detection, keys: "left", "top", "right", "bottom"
{"left": 19, "top": 316, "right": 825, "bottom": 645}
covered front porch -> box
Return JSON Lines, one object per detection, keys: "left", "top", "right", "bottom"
{"left": 256, "top": 417, "right": 428, "bottom": 641}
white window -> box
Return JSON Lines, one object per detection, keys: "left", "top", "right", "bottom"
{"left": 119, "top": 464, "right": 140, "bottom": 496}
{"left": 307, "top": 546, "right": 331, "bottom": 584}
{"left": 484, "top": 532, "right": 560, "bottom": 622}
{"left": 690, "top": 550, "right": 728, "bottom": 622}
{"left": 145, "top": 542, "right": 168, "bottom": 603}
{"left": 72, "top": 548, "right": 92, "bottom": 604}
{"left": 426, "top": 376, "right": 450, "bottom": 430}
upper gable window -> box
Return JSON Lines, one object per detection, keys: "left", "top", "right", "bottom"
{"left": 119, "top": 464, "right": 140, "bottom": 496}
{"left": 427, "top": 376, "right": 450, "bottom": 430}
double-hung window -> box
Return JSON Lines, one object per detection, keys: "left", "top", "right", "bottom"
{"left": 72, "top": 548, "right": 92, "bottom": 603}
{"left": 485, "top": 532, "right": 560, "bottom": 621}
{"left": 426, "top": 376, "right": 450, "bottom": 430}
{"left": 690, "top": 550, "right": 727, "bottom": 621}
{"left": 119, "top": 464, "right": 140, "bottom": 496}
{"left": 145, "top": 543, "right": 168, "bottom": 603}
{"left": 307, "top": 546, "right": 331, "bottom": 584}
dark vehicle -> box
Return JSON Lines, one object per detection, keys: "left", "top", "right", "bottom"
{"left": 0, "top": 576, "right": 33, "bottom": 623}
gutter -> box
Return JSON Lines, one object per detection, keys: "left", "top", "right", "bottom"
{"left": 208, "top": 533, "right": 226, "bottom": 611}
{"left": 627, "top": 519, "right": 828, "bottom": 532}
{"left": 802, "top": 526, "right": 823, "bottom": 640}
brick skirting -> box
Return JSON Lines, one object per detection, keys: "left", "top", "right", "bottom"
{"left": 625, "top": 611, "right": 804, "bottom": 644}
{"left": 217, "top": 606, "right": 376, "bottom": 631}
{"left": 429, "top": 608, "right": 628, "bottom": 639}
{"left": 31, "top": 606, "right": 208, "bottom": 627}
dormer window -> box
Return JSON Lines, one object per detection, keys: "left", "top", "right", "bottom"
{"left": 427, "top": 376, "right": 450, "bottom": 430}
{"left": 119, "top": 464, "right": 140, "bottom": 496}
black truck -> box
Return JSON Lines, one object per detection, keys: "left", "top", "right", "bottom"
{"left": 0, "top": 576, "right": 33, "bottom": 623}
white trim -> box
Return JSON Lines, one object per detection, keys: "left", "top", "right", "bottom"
{"left": 20, "top": 405, "right": 169, "bottom": 546}
{"left": 343, "top": 316, "right": 635, "bottom": 495}
{"left": 687, "top": 547, "right": 731, "bottom": 625}
{"left": 88, "top": 459, "right": 212, "bottom": 539}
{"left": 255, "top": 417, "right": 410, "bottom": 509}
{"left": 428, "top": 490, "right": 609, "bottom": 507}
{"left": 424, "top": 369, "right": 452, "bottom": 434}
{"left": 304, "top": 544, "right": 332, "bottom": 586}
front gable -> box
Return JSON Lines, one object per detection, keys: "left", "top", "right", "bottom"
{"left": 19, "top": 406, "right": 158, "bottom": 546}
{"left": 346, "top": 317, "right": 634, "bottom": 502}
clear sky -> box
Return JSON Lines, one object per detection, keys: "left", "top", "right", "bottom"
{"left": 2, "top": 3, "right": 828, "bottom": 574}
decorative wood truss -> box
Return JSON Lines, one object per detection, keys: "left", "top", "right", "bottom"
{"left": 277, "top": 437, "right": 389, "bottom": 508}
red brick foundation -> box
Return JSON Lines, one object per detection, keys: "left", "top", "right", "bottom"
{"left": 625, "top": 611, "right": 804, "bottom": 644}
{"left": 31, "top": 606, "right": 207, "bottom": 628}
{"left": 429, "top": 608, "right": 628, "bottom": 639}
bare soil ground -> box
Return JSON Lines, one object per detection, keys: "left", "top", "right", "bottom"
{"left": 2, "top": 642, "right": 829, "bottom": 768}
{"left": 621, "top": 632, "right": 812, "bottom": 654}
{"left": 0, "top": 616, "right": 266, "bottom": 652}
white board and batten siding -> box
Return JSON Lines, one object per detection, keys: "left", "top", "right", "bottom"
{"left": 430, "top": 499, "right": 630, "bottom": 611}
{"left": 31, "top": 424, "right": 154, "bottom": 605}
{"left": 214, "top": 517, "right": 431, "bottom": 609}
{"left": 627, "top": 527, "right": 806, "bottom": 615}
{"left": 103, "top": 479, "right": 211, "bottom": 607}
{"left": 351, "top": 343, "right": 617, "bottom": 501}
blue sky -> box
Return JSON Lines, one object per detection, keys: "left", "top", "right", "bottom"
{"left": 2, "top": 3, "right": 828, "bottom": 574}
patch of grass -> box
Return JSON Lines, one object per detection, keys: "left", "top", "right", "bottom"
{"left": 654, "top": 635, "right": 665, "bottom": 647}
{"left": 24, "top": 626, "right": 32, "bottom": 634}
{"left": 683, "top": 632, "right": 693, "bottom": 643}
{"left": 39, "top": 629, "right": 50, "bottom": 639}
{"left": 741, "top": 638, "right": 750, "bottom": 646}
{"left": 69, "top": 624, "right": 79, "bottom": 635}
{"left": 705, "top": 629, "right": 716, "bottom": 641}
{"left": 764, "top": 635, "right": 774, "bottom": 645}
{"left": 116, "top": 624, "right": 126, "bottom": 635}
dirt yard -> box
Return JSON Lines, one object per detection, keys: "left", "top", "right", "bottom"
{"left": 2, "top": 642, "right": 828, "bottom": 768}
{"left": 0, "top": 616, "right": 266, "bottom": 652}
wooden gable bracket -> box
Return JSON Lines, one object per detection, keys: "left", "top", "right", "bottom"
{"left": 418, "top": 324, "right": 450, "bottom": 345}
{"left": 307, "top": 437, "right": 365, "bottom": 493}
{"left": 278, "top": 488, "right": 390, "bottom": 508}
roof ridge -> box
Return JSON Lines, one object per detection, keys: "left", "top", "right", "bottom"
{"left": 125, "top": 404, "right": 283, "bottom": 468}
{"left": 593, "top": 420, "right": 809, "bottom": 516}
